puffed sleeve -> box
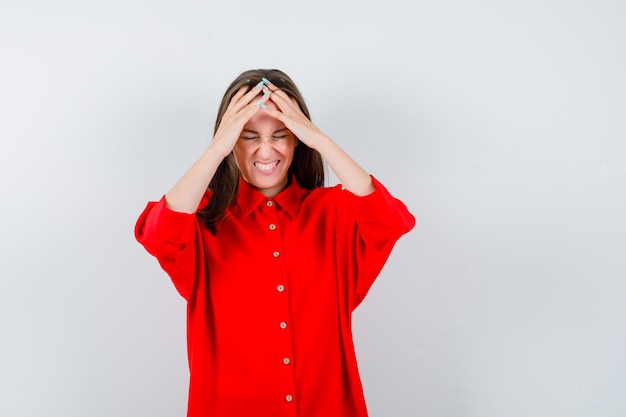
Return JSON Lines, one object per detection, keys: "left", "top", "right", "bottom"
{"left": 335, "top": 176, "right": 415, "bottom": 310}
{"left": 134, "top": 195, "right": 208, "bottom": 301}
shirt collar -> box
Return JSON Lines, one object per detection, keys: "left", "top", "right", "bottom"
{"left": 236, "top": 175, "right": 304, "bottom": 218}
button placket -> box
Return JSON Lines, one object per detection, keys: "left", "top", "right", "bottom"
{"left": 264, "top": 197, "right": 297, "bottom": 409}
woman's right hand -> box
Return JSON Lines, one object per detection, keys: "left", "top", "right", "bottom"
{"left": 164, "top": 82, "right": 269, "bottom": 213}
{"left": 210, "top": 83, "right": 270, "bottom": 158}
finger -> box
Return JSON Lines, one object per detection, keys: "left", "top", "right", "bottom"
{"left": 228, "top": 82, "right": 266, "bottom": 114}
{"left": 261, "top": 78, "right": 293, "bottom": 100}
{"left": 264, "top": 85, "right": 292, "bottom": 106}
{"left": 233, "top": 91, "right": 272, "bottom": 126}
{"left": 261, "top": 104, "right": 285, "bottom": 122}
{"left": 262, "top": 83, "right": 295, "bottom": 109}
{"left": 225, "top": 86, "right": 249, "bottom": 113}
{"left": 268, "top": 92, "right": 301, "bottom": 117}
{"left": 260, "top": 77, "right": 277, "bottom": 91}
{"left": 236, "top": 82, "right": 267, "bottom": 110}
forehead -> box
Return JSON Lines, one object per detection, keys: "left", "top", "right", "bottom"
{"left": 243, "top": 102, "right": 285, "bottom": 132}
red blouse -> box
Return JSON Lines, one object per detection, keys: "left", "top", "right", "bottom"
{"left": 135, "top": 175, "right": 415, "bottom": 417}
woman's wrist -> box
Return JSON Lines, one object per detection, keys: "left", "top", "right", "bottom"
{"left": 304, "top": 131, "right": 333, "bottom": 152}
{"left": 206, "top": 139, "right": 233, "bottom": 161}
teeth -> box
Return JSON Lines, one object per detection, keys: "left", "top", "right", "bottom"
{"left": 255, "top": 161, "right": 278, "bottom": 171}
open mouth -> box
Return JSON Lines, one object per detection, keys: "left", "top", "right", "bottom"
{"left": 254, "top": 160, "right": 279, "bottom": 173}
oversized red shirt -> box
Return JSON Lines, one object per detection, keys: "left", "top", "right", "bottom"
{"left": 135, "top": 175, "right": 415, "bottom": 417}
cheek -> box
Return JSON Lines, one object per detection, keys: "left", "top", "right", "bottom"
{"left": 280, "top": 139, "right": 297, "bottom": 158}
{"left": 233, "top": 140, "right": 252, "bottom": 155}
{"left": 232, "top": 142, "right": 249, "bottom": 166}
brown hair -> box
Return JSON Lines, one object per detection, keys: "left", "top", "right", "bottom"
{"left": 197, "top": 69, "right": 325, "bottom": 234}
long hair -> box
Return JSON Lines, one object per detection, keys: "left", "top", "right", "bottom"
{"left": 198, "top": 69, "right": 325, "bottom": 234}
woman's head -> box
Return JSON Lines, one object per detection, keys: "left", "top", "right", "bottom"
{"left": 199, "top": 69, "right": 325, "bottom": 233}
{"left": 232, "top": 99, "right": 297, "bottom": 199}
{"left": 215, "top": 69, "right": 324, "bottom": 188}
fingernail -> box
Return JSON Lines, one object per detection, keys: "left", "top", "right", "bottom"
{"left": 263, "top": 91, "right": 270, "bottom": 98}
{"left": 245, "top": 79, "right": 250, "bottom": 83}
{"left": 255, "top": 81, "right": 264, "bottom": 88}
{"left": 255, "top": 100, "right": 262, "bottom": 107}
{"left": 262, "top": 77, "right": 270, "bottom": 84}
{"left": 261, "top": 103, "right": 267, "bottom": 109}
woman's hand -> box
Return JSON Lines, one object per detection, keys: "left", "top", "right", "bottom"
{"left": 210, "top": 83, "right": 270, "bottom": 157}
{"left": 263, "top": 80, "right": 375, "bottom": 196}
{"left": 262, "top": 82, "right": 328, "bottom": 150}
{"left": 164, "top": 82, "right": 270, "bottom": 213}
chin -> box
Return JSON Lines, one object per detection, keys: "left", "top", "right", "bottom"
{"left": 254, "top": 177, "right": 284, "bottom": 189}
{"left": 248, "top": 173, "right": 288, "bottom": 193}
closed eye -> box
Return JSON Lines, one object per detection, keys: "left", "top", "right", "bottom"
{"left": 272, "top": 135, "right": 288, "bottom": 140}
{"left": 241, "top": 136, "right": 259, "bottom": 140}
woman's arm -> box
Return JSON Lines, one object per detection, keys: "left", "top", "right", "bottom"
{"left": 306, "top": 133, "right": 375, "bottom": 196}
{"left": 165, "top": 83, "right": 270, "bottom": 213}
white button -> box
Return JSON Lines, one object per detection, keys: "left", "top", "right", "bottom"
{"left": 279, "top": 321, "right": 287, "bottom": 329}
{"left": 285, "top": 394, "right": 293, "bottom": 402}
{"left": 276, "top": 284, "right": 285, "bottom": 292}
{"left": 269, "top": 223, "right": 277, "bottom": 230}
{"left": 282, "top": 357, "right": 290, "bottom": 365}
{"left": 266, "top": 200, "right": 274, "bottom": 207}
{"left": 273, "top": 251, "right": 280, "bottom": 258}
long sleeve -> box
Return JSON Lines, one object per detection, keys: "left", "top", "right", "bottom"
{"left": 335, "top": 176, "right": 415, "bottom": 309}
{"left": 134, "top": 196, "right": 203, "bottom": 301}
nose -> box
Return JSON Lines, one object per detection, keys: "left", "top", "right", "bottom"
{"left": 255, "top": 136, "right": 275, "bottom": 156}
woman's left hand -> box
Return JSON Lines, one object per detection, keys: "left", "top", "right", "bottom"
{"left": 262, "top": 82, "right": 327, "bottom": 150}
{"left": 262, "top": 79, "right": 375, "bottom": 196}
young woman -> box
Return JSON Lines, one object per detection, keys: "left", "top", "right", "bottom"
{"left": 135, "top": 69, "right": 415, "bottom": 417}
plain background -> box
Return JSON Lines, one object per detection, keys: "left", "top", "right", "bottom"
{"left": 1, "top": 1, "right": 625, "bottom": 416}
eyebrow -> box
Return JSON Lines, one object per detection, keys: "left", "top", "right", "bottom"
{"left": 241, "top": 127, "right": 289, "bottom": 135}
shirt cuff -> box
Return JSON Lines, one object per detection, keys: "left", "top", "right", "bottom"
{"left": 347, "top": 175, "right": 414, "bottom": 227}
{"left": 135, "top": 196, "right": 197, "bottom": 247}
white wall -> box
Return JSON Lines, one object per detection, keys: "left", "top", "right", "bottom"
{"left": 1, "top": 1, "right": 625, "bottom": 416}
